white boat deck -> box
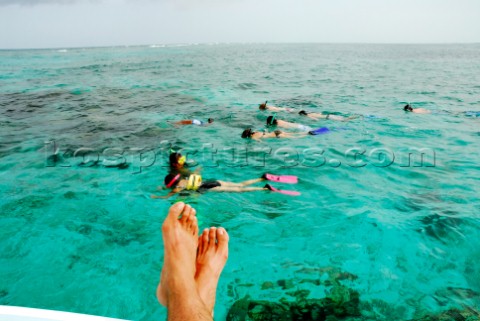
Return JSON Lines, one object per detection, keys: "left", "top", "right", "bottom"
{"left": 0, "top": 306, "right": 129, "bottom": 321}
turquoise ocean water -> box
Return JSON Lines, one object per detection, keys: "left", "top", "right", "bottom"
{"left": 1, "top": 44, "right": 479, "bottom": 320}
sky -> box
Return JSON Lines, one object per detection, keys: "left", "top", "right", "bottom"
{"left": 0, "top": 0, "right": 479, "bottom": 49}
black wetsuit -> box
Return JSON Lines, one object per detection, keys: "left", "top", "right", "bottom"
{"left": 198, "top": 180, "right": 221, "bottom": 192}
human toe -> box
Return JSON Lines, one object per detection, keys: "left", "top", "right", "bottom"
{"left": 208, "top": 227, "right": 217, "bottom": 246}
{"left": 162, "top": 202, "right": 185, "bottom": 232}
{"left": 202, "top": 228, "right": 209, "bottom": 242}
{"left": 198, "top": 229, "right": 209, "bottom": 255}
{"left": 179, "top": 204, "right": 192, "bottom": 224}
{"left": 187, "top": 214, "right": 198, "bottom": 235}
{"left": 216, "top": 228, "right": 229, "bottom": 256}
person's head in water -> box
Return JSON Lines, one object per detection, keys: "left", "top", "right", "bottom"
{"left": 259, "top": 101, "right": 267, "bottom": 110}
{"left": 299, "top": 110, "right": 308, "bottom": 116}
{"left": 241, "top": 128, "right": 253, "bottom": 138}
{"left": 266, "top": 115, "right": 277, "bottom": 126}
{"left": 403, "top": 104, "right": 413, "bottom": 112}
{"left": 169, "top": 152, "right": 186, "bottom": 169}
{"left": 207, "top": 118, "right": 214, "bottom": 123}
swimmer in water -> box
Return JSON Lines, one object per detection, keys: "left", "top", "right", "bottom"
{"left": 266, "top": 115, "right": 312, "bottom": 131}
{"left": 151, "top": 173, "right": 273, "bottom": 199}
{"left": 403, "top": 104, "right": 431, "bottom": 114}
{"left": 157, "top": 152, "right": 195, "bottom": 191}
{"left": 298, "top": 110, "right": 359, "bottom": 121}
{"left": 404, "top": 104, "right": 480, "bottom": 117}
{"left": 241, "top": 128, "right": 308, "bottom": 140}
{"left": 259, "top": 101, "right": 295, "bottom": 113}
{"left": 174, "top": 118, "right": 214, "bottom": 126}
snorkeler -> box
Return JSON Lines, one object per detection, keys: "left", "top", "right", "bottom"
{"left": 266, "top": 115, "right": 312, "bottom": 131}
{"left": 174, "top": 118, "right": 214, "bottom": 126}
{"left": 298, "top": 110, "right": 360, "bottom": 121}
{"left": 404, "top": 104, "right": 480, "bottom": 117}
{"left": 259, "top": 101, "right": 295, "bottom": 113}
{"left": 151, "top": 173, "right": 300, "bottom": 199}
{"left": 403, "top": 104, "right": 431, "bottom": 114}
{"left": 241, "top": 128, "right": 308, "bottom": 140}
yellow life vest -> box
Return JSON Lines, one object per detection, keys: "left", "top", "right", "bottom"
{"left": 186, "top": 174, "right": 202, "bottom": 191}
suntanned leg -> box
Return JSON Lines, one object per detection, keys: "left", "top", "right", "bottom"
{"left": 238, "top": 178, "right": 265, "bottom": 186}
{"left": 195, "top": 227, "right": 229, "bottom": 314}
{"left": 344, "top": 115, "right": 360, "bottom": 121}
{"left": 156, "top": 202, "right": 211, "bottom": 321}
{"left": 211, "top": 186, "right": 267, "bottom": 192}
{"left": 218, "top": 178, "right": 265, "bottom": 188}
{"left": 280, "top": 132, "right": 308, "bottom": 139}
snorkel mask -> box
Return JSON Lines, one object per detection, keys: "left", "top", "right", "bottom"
{"left": 169, "top": 149, "right": 187, "bottom": 166}
{"left": 178, "top": 155, "right": 186, "bottom": 165}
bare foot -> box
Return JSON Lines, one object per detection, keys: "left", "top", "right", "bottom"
{"left": 156, "top": 202, "right": 199, "bottom": 306}
{"left": 195, "top": 227, "right": 229, "bottom": 313}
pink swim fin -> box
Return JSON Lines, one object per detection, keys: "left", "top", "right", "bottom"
{"left": 265, "top": 184, "right": 301, "bottom": 196}
{"left": 263, "top": 173, "right": 298, "bottom": 184}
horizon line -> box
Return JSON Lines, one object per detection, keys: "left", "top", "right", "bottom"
{"left": 1, "top": 41, "right": 479, "bottom": 51}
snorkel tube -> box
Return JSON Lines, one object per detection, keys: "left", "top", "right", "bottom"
{"left": 166, "top": 174, "right": 180, "bottom": 188}
{"left": 266, "top": 114, "right": 277, "bottom": 126}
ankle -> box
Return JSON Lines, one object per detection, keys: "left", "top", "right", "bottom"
{"left": 166, "top": 285, "right": 198, "bottom": 304}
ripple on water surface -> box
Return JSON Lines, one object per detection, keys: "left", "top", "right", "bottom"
{"left": 1, "top": 44, "right": 480, "bottom": 321}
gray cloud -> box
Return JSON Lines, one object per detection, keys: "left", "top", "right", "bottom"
{"left": 0, "top": 0, "right": 236, "bottom": 7}
{"left": 0, "top": 0, "right": 81, "bottom": 6}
